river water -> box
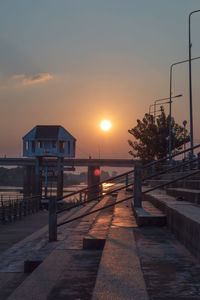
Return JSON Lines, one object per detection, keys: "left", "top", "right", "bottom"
{"left": 0, "top": 183, "right": 115, "bottom": 204}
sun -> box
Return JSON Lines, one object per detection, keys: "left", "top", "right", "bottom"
{"left": 100, "top": 119, "right": 112, "bottom": 131}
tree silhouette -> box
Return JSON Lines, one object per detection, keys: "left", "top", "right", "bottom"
{"left": 128, "top": 107, "right": 190, "bottom": 162}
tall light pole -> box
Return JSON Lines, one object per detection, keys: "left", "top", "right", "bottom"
{"left": 168, "top": 91, "right": 183, "bottom": 160}
{"left": 189, "top": 10, "right": 200, "bottom": 155}
{"left": 169, "top": 56, "right": 200, "bottom": 159}
{"left": 183, "top": 120, "right": 187, "bottom": 159}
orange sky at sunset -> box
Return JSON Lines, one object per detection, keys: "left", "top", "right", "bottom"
{"left": 1, "top": 1, "right": 200, "bottom": 158}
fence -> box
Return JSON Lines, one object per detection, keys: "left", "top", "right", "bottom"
{"left": 0, "top": 195, "right": 41, "bottom": 224}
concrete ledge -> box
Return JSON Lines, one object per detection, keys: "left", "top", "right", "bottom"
{"left": 132, "top": 201, "right": 166, "bottom": 227}
{"left": 147, "top": 179, "right": 200, "bottom": 190}
{"left": 83, "top": 236, "right": 105, "bottom": 250}
{"left": 145, "top": 192, "right": 200, "bottom": 262}
{"left": 83, "top": 197, "right": 115, "bottom": 250}
{"left": 24, "top": 260, "right": 42, "bottom": 273}
{"left": 166, "top": 187, "right": 200, "bottom": 204}
{"left": 7, "top": 250, "right": 71, "bottom": 300}
{"left": 92, "top": 193, "right": 148, "bottom": 300}
{"left": 133, "top": 207, "right": 166, "bottom": 226}
{"left": 92, "top": 227, "right": 149, "bottom": 300}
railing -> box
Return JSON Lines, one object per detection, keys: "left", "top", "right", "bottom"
{"left": 56, "top": 170, "right": 134, "bottom": 214}
{"left": 0, "top": 194, "right": 41, "bottom": 224}
{"left": 48, "top": 169, "right": 135, "bottom": 241}
{"left": 48, "top": 143, "right": 200, "bottom": 241}
{"left": 142, "top": 144, "right": 200, "bottom": 195}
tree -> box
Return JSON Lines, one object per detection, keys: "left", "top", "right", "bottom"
{"left": 128, "top": 107, "right": 190, "bottom": 162}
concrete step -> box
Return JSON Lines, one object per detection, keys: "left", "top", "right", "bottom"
{"left": 8, "top": 249, "right": 102, "bottom": 300}
{"left": 135, "top": 225, "right": 200, "bottom": 299}
{"left": 147, "top": 179, "right": 200, "bottom": 190}
{"left": 5, "top": 196, "right": 111, "bottom": 300}
{"left": 83, "top": 196, "right": 116, "bottom": 250}
{"left": 158, "top": 171, "right": 200, "bottom": 180}
{"left": 92, "top": 191, "right": 149, "bottom": 300}
{"left": 166, "top": 187, "right": 200, "bottom": 204}
{"left": 144, "top": 189, "right": 200, "bottom": 262}
{"left": 133, "top": 200, "right": 166, "bottom": 227}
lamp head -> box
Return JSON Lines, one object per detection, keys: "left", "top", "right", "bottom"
{"left": 183, "top": 120, "right": 187, "bottom": 126}
{"left": 175, "top": 94, "right": 183, "bottom": 98}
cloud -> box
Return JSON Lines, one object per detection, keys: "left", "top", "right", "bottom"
{"left": 0, "top": 72, "right": 53, "bottom": 90}
{"left": 12, "top": 73, "right": 53, "bottom": 86}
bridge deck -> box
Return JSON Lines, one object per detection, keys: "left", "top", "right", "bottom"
{"left": 0, "top": 158, "right": 134, "bottom": 167}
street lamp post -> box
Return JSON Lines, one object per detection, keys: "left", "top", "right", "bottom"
{"left": 189, "top": 10, "right": 200, "bottom": 155}
{"left": 168, "top": 92, "right": 183, "bottom": 160}
{"left": 183, "top": 120, "right": 187, "bottom": 159}
{"left": 169, "top": 56, "right": 200, "bottom": 160}
{"left": 153, "top": 96, "right": 183, "bottom": 153}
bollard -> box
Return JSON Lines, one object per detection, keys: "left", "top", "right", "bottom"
{"left": 49, "top": 197, "right": 57, "bottom": 242}
{"left": 134, "top": 162, "right": 142, "bottom": 208}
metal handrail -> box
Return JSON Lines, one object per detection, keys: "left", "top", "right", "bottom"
{"left": 57, "top": 194, "right": 133, "bottom": 227}
{"left": 143, "top": 169, "right": 200, "bottom": 195}
{"left": 55, "top": 144, "right": 200, "bottom": 228}
{"left": 142, "top": 144, "right": 200, "bottom": 194}
{"left": 57, "top": 170, "right": 134, "bottom": 214}
{"left": 57, "top": 169, "right": 133, "bottom": 201}
{"left": 143, "top": 143, "right": 200, "bottom": 169}
{"left": 57, "top": 180, "right": 133, "bottom": 215}
{"left": 143, "top": 156, "right": 198, "bottom": 181}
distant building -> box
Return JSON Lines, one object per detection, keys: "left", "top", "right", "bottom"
{"left": 23, "top": 125, "right": 76, "bottom": 157}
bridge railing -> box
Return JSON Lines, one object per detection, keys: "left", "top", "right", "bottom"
{"left": 0, "top": 194, "right": 41, "bottom": 224}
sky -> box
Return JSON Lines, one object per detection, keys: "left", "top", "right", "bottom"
{"left": 1, "top": 0, "right": 200, "bottom": 159}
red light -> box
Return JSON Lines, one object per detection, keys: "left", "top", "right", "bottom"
{"left": 94, "top": 168, "right": 101, "bottom": 176}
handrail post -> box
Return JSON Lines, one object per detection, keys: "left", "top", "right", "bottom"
{"left": 198, "top": 152, "right": 200, "bottom": 169}
{"left": 49, "top": 197, "right": 57, "bottom": 242}
{"left": 125, "top": 173, "right": 129, "bottom": 188}
{"left": 134, "top": 162, "right": 142, "bottom": 208}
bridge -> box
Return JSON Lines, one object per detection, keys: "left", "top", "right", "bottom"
{"left": 0, "top": 157, "right": 134, "bottom": 199}
{"left": 0, "top": 157, "right": 134, "bottom": 167}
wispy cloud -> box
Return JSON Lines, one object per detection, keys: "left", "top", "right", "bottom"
{"left": 12, "top": 73, "right": 53, "bottom": 86}
{"left": 0, "top": 72, "right": 53, "bottom": 90}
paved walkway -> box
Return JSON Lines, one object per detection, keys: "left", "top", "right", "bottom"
{"left": 0, "top": 210, "right": 49, "bottom": 254}
{"left": 1, "top": 197, "right": 113, "bottom": 300}
{"left": 92, "top": 191, "right": 148, "bottom": 300}
{"left": 2, "top": 190, "right": 200, "bottom": 299}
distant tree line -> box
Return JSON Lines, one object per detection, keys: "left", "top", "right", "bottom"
{"left": 0, "top": 167, "right": 24, "bottom": 186}
{"left": 0, "top": 167, "right": 111, "bottom": 187}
